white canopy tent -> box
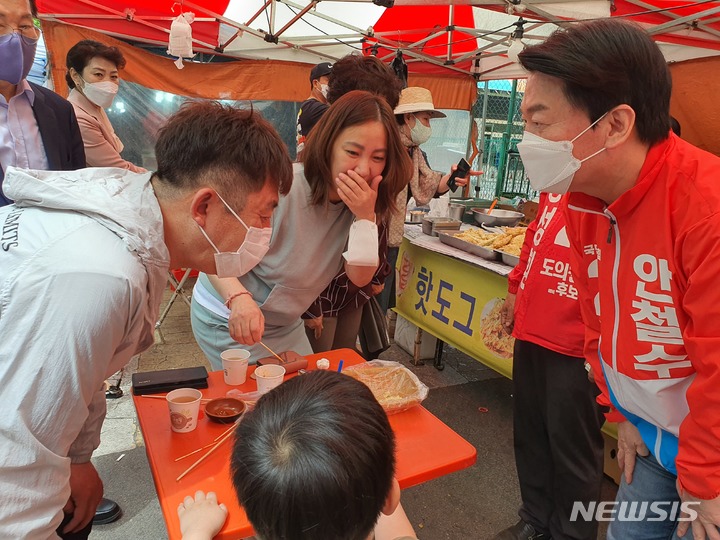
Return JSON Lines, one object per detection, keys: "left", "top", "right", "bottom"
{"left": 39, "top": 0, "right": 720, "bottom": 80}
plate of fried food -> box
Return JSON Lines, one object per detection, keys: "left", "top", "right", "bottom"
{"left": 438, "top": 229, "right": 499, "bottom": 260}
{"left": 490, "top": 226, "right": 526, "bottom": 266}
{"left": 439, "top": 226, "right": 526, "bottom": 265}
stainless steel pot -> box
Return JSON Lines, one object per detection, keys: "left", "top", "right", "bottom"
{"left": 447, "top": 203, "right": 465, "bottom": 221}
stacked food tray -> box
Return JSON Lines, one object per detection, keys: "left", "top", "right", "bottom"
{"left": 438, "top": 226, "right": 525, "bottom": 267}
{"left": 497, "top": 251, "right": 520, "bottom": 266}
{"left": 438, "top": 232, "right": 499, "bottom": 260}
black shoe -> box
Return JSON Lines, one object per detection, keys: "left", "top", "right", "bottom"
{"left": 492, "top": 520, "right": 551, "bottom": 540}
{"left": 93, "top": 498, "right": 122, "bottom": 525}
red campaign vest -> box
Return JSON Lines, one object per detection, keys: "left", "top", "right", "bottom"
{"left": 508, "top": 193, "right": 585, "bottom": 358}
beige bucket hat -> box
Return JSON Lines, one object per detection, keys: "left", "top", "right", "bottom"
{"left": 394, "top": 87, "right": 446, "bottom": 118}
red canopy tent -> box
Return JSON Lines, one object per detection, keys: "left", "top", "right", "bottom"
{"left": 36, "top": 0, "right": 230, "bottom": 51}
{"left": 37, "top": 0, "right": 720, "bottom": 78}
{"left": 35, "top": 0, "right": 720, "bottom": 153}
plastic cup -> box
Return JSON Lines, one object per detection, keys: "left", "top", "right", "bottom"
{"left": 221, "top": 349, "right": 250, "bottom": 385}
{"left": 255, "top": 364, "right": 286, "bottom": 394}
{"left": 166, "top": 388, "right": 202, "bottom": 433}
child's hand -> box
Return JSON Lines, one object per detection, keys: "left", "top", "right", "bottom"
{"left": 178, "top": 491, "right": 228, "bottom": 540}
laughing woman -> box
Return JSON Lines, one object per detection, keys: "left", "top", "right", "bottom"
{"left": 190, "top": 90, "right": 412, "bottom": 368}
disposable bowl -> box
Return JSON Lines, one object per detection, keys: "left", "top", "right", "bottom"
{"left": 204, "top": 397, "right": 246, "bottom": 424}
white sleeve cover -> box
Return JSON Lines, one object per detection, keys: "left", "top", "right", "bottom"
{"left": 343, "top": 219, "right": 379, "bottom": 267}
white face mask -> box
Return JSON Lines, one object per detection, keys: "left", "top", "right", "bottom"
{"left": 196, "top": 192, "right": 272, "bottom": 278}
{"left": 81, "top": 79, "right": 119, "bottom": 109}
{"left": 516, "top": 112, "right": 608, "bottom": 194}
{"left": 409, "top": 115, "right": 432, "bottom": 146}
{"left": 320, "top": 83, "right": 329, "bottom": 99}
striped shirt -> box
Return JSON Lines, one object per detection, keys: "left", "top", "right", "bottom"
{"left": 304, "top": 219, "right": 390, "bottom": 318}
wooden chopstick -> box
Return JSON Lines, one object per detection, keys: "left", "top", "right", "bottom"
{"left": 174, "top": 442, "right": 217, "bottom": 462}
{"left": 213, "top": 421, "right": 239, "bottom": 442}
{"left": 176, "top": 421, "right": 239, "bottom": 481}
{"left": 259, "top": 341, "right": 284, "bottom": 363}
{"left": 140, "top": 394, "right": 212, "bottom": 403}
{"left": 174, "top": 421, "right": 239, "bottom": 462}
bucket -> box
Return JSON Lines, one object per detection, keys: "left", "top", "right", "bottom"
{"left": 447, "top": 203, "right": 465, "bottom": 221}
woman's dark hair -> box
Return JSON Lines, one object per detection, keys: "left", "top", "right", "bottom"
{"left": 327, "top": 54, "right": 403, "bottom": 110}
{"left": 153, "top": 101, "right": 292, "bottom": 209}
{"left": 519, "top": 19, "right": 671, "bottom": 145}
{"left": 302, "top": 90, "right": 411, "bottom": 219}
{"left": 65, "top": 40, "right": 127, "bottom": 88}
{"left": 231, "top": 370, "right": 396, "bottom": 540}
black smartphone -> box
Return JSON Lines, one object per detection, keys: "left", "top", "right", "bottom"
{"left": 446, "top": 158, "right": 471, "bottom": 192}
{"left": 132, "top": 366, "right": 209, "bottom": 395}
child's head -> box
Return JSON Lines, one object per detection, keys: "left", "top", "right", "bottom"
{"left": 230, "top": 370, "right": 397, "bottom": 540}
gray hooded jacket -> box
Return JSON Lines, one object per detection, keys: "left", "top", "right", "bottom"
{"left": 0, "top": 166, "right": 169, "bottom": 539}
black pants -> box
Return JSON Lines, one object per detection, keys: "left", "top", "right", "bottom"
{"left": 378, "top": 246, "right": 399, "bottom": 313}
{"left": 512, "top": 339, "right": 605, "bottom": 540}
{"left": 57, "top": 512, "right": 93, "bottom": 540}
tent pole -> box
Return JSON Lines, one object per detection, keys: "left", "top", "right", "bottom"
{"left": 62, "top": 0, "right": 217, "bottom": 49}
{"left": 270, "top": 1, "right": 318, "bottom": 41}
{"left": 446, "top": 5, "right": 454, "bottom": 64}
{"left": 279, "top": 0, "right": 370, "bottom": 35}
{"left": 270, "top": 0, "right": 277, "bottom": 34}
{"left": 496, "top": 79, "right": 518, "bottom": 197}
{"left": 245, "top": 0, "right": 274, "bottom": 28}
{"left": 479, "top": 80, "right": 489, "bottom": 189}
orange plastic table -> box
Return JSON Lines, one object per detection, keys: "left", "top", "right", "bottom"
{"left": 132, "top": 349, "right": 477, "bottom": 540}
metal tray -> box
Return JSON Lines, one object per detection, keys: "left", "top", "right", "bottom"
{"left": 472, "top": 208, "right": 524, "bottom": 227}
{"left": 438, "top": 232, "right": 500, "bottom": 260}
{"left": 421, "top": 216, "right": 462, "bottom": 236}
{"left": 496, "top": 250, "right": 520, "bottom": 267}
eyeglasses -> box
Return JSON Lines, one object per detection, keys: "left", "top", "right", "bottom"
{"left": 0, "top": 23, "right": 41, "bottom": 42}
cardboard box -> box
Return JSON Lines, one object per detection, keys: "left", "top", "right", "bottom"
{"left": 394, "top": 314, "right": 437, "bottom": 361}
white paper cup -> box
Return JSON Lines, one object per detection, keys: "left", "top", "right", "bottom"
{"left": 255, "top": 364, "right": 286, "bottom": 394}
{"left": 221, "top": 349, "right": 251, "bottom": 385}
{"left": 166, "top": 388, "right": 202, "bottom": 433}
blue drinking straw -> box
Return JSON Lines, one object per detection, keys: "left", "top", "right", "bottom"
{"left": 337, "top": 360, "right": 344, "bottom": 373}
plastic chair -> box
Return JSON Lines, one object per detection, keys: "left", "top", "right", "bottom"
{"left": 156, "top": 268, "right": 198, "bottom": 329}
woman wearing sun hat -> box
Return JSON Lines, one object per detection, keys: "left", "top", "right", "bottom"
{"left": 378, "top": 86, "right": 472, "bottom": 313}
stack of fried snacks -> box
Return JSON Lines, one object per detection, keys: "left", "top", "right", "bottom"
{"left": 455, "top": 226, "right": 526, "bottom": 256}
{"left": 454, "top": 228, "right": 498, "bottom": 247}
{"left": 494, "top": 227, "right": 526, "bottom": 256}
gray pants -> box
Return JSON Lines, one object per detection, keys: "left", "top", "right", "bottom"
{"left": 190, "top": 297, "right": 313, "bottom": 371}
{"left": 304, "top": 303, "right": 364, "bottom": 354}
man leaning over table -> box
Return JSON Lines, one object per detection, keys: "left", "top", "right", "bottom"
{"left": 0, "top": 0, "right": 85, "bottom": 207}
{"left": 494, "top": 193, "right": 604, "bottom": 540}
{"left": 0, "top": 101, "right": 292, "bottom": 539}
{"left": 517, "top": 18, "right": 720, "bottom": 539}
